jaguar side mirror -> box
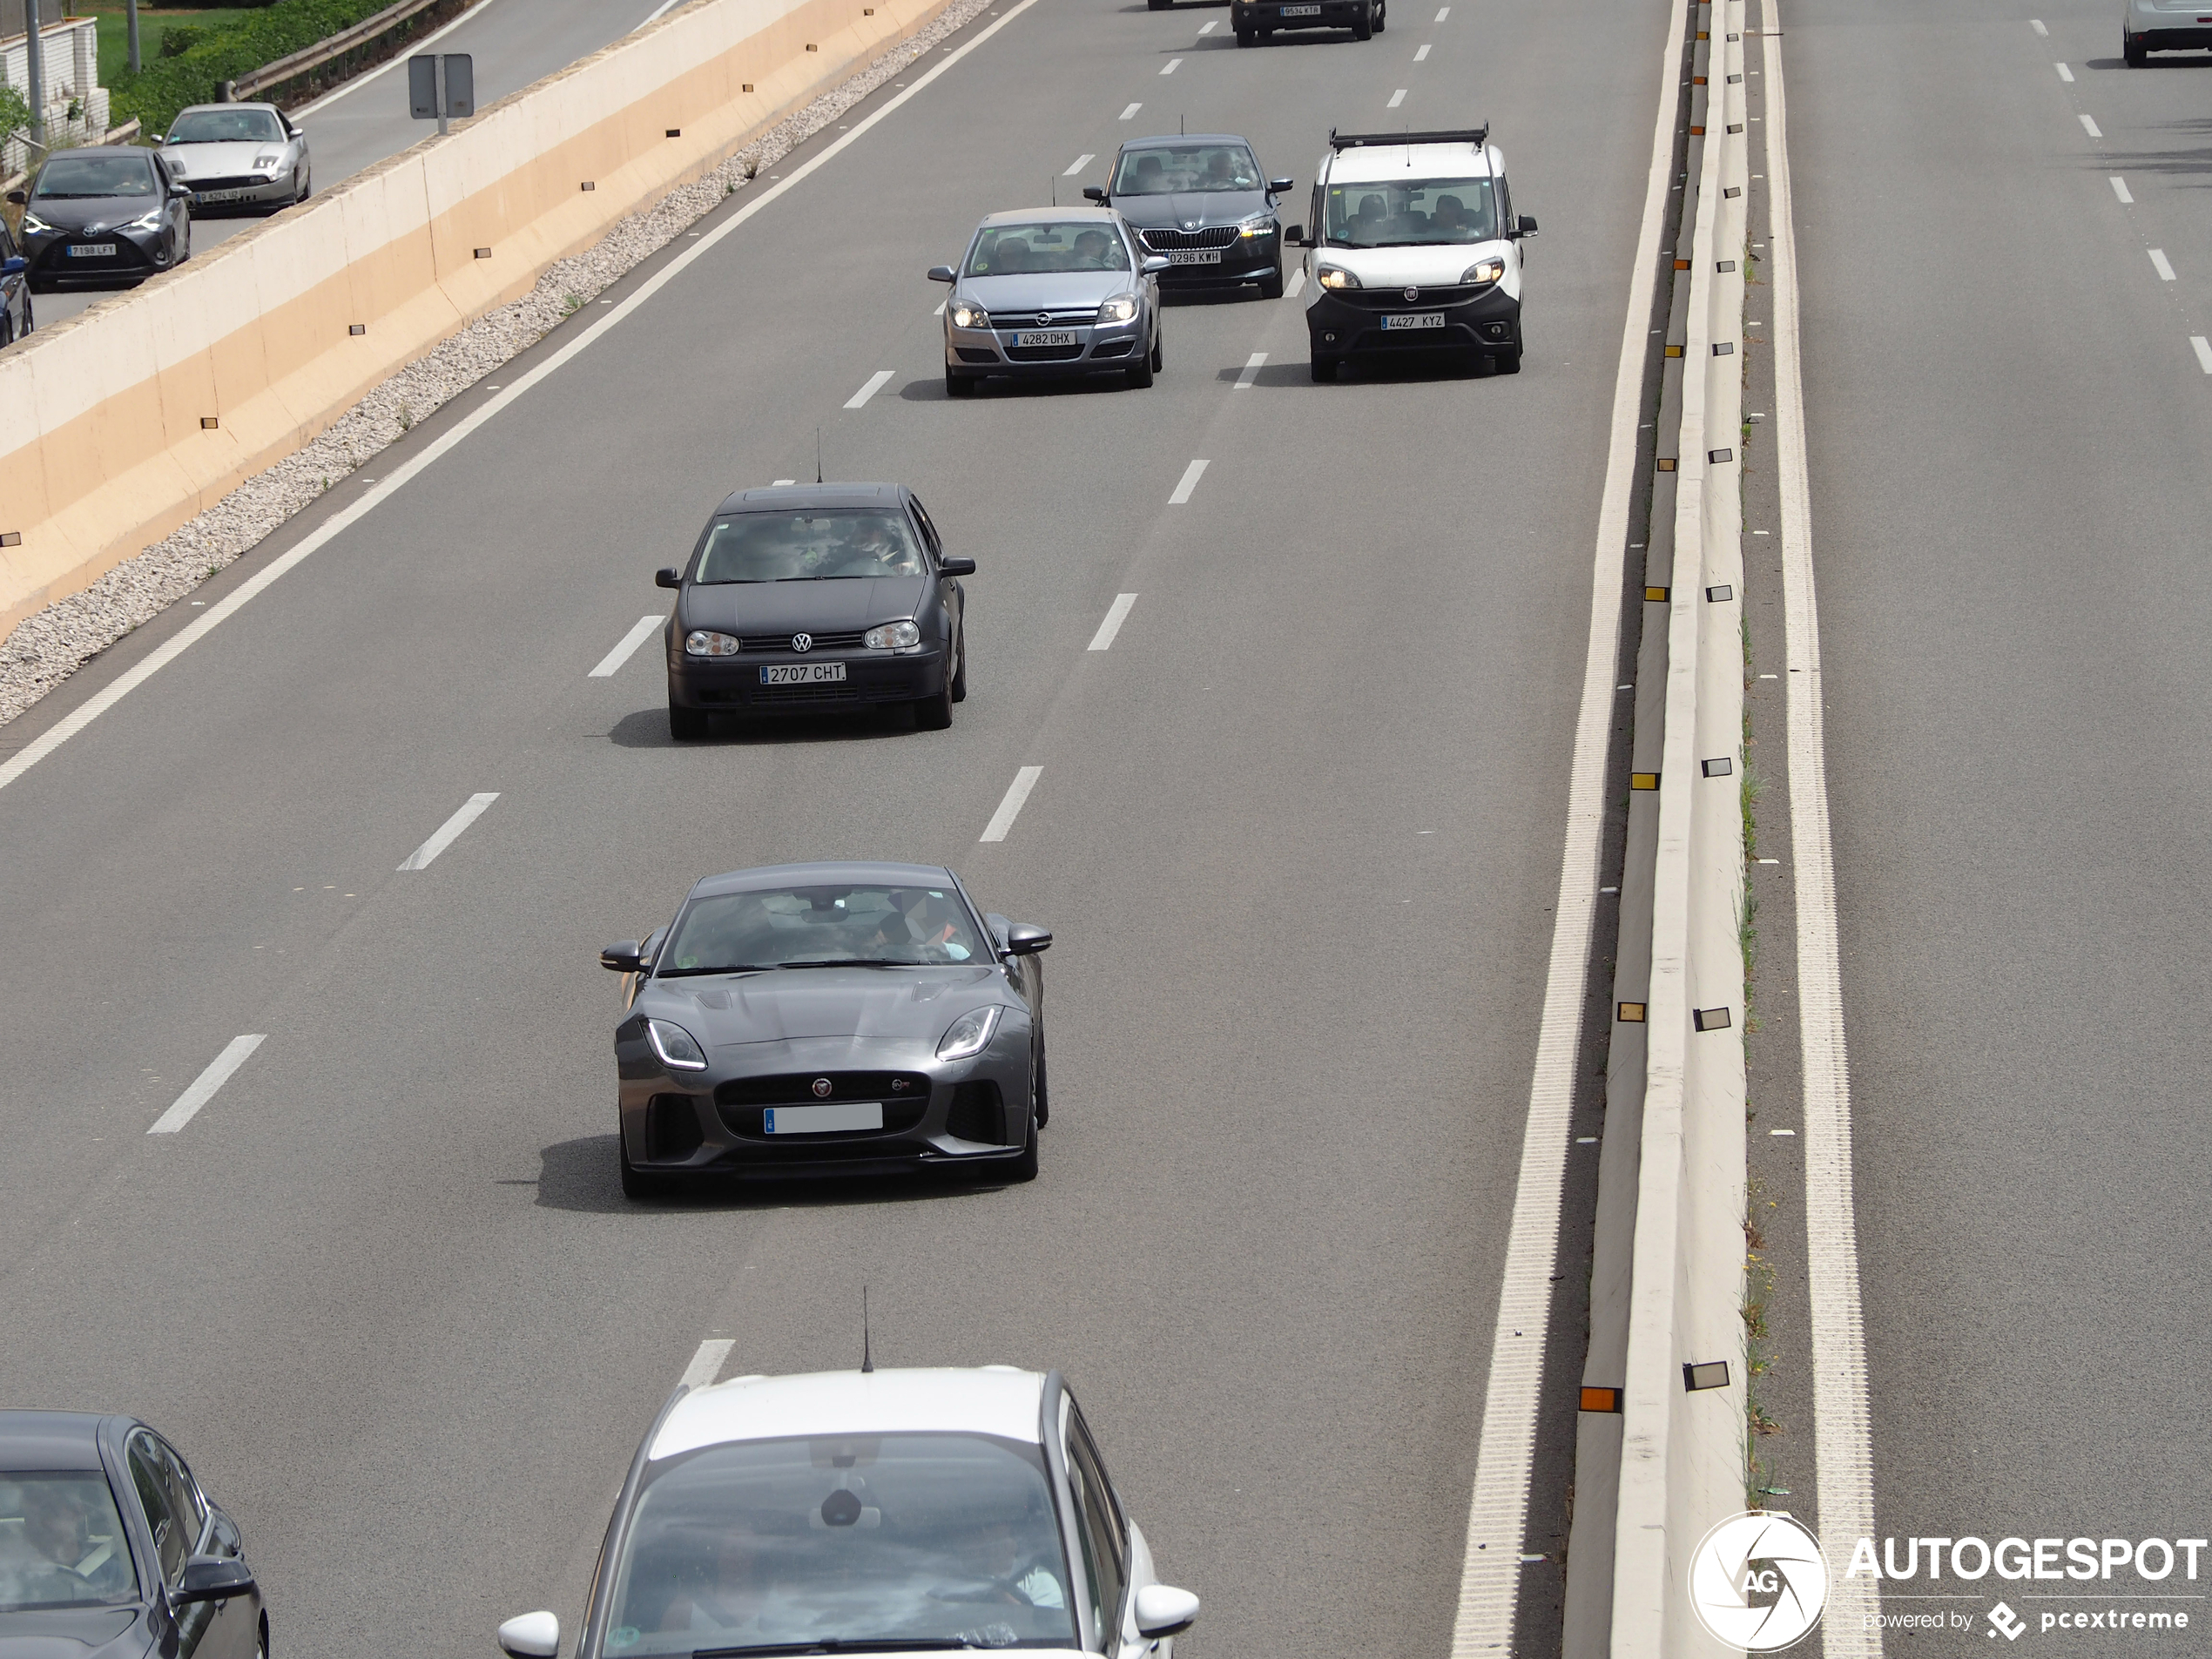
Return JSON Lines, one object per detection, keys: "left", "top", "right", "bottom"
{"left": 1134, "top": 1585, "right": 1199, "bottom": 1640}
{"left": 927, "top": 264, "right": 957, "bottom": 282}
{"left": 601, "top": 942, "right": 644, "bottom": 974}
{"left": 1268, "top": 177, "right": 1293, "bottom": 193}
{"left": 172, "top": 1556, "right": 256, "bottom": 1606}
{"left": 496, "top": 1612, "right": 560, "bottom": 1659}
{"left": 1003, "top": 923, "right": 1052, "bottom": 956}
{"left": 1516, "top": 214, "right": 1539, "bottom": 236}
{"left": 1140, "top": 254, "right": 1171, "bottom": 275}
{"left": 655, "top": 567, "right": 681, "bottom": 590}
{"left": 1082, "top": 185, "right": 1108, "bottom": 203}
{"left": 1284, "top": 224, "right": 1307, "bottom": 246}
{"left": 938, "top": 556, "right": 976, "bottom": 577}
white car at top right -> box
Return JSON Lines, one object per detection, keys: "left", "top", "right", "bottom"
{"left": 2122, "top": 0, "right": 2212, "bottom": 64}
{"left": 1291, "top": 126, "right": 1537, "bottom": 382}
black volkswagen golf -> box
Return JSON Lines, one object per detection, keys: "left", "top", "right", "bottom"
{"left": 659, "top": 484, "right": 973, "bottom": 738}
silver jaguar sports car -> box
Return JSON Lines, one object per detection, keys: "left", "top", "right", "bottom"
{"left": 602, "top": 861, "right": 1052, "bottom": 1195}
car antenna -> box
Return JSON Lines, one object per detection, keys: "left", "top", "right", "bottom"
{"left": 815, "top": 426, "right": 824, "bottom": 485}
{"left": 860, "top": 1285, "right": 875, "bottom": 1373}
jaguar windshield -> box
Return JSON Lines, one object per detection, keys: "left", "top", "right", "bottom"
{"left": 0, "top": 1472, "right": 140, "bottom": 1613}
{"left": 692, "top": 511, "right": 922, "bottom": 583}
{"left": 662, "top": 883, "right": 986, "bottom": 974}
{"left": 1111, "top": 145, "right": 1261, "bottom": 194}
{"left": 165, "top": 108, "right": 285, "bottom": 144}
{"left": 1324, "top": 177, "right": 1497, "bottom": 247}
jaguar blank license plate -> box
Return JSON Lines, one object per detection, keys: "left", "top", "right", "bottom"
{"left": 764, "top": 1102, "right": 884, "bottom": 1134}
{"left": 1015, "top": 329, "right": 1078, "bottom": 347}
{"left": 760, "top": 662, "right": 847, "bottom": 685}
{"left": 1167, "top": 249, "right": 1224, "bottom": 265}
{"left": 194, "top": 188, "right": 251, "bottom": 204}
{"left": 1383, "top": 312, "right": 1447, "bottom": 330}
{"left": 66, "top": 244, "right": 118, "bottom": 258}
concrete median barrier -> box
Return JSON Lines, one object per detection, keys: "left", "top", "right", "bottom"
{"left": 0, "top": 0, "right": 951, "bottom": 636}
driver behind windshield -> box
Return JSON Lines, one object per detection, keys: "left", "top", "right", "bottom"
{"left": 695, "top": 511, "right": 921, "bottom": 583}
{"left": 0, "top": 1475, "right": 138, "bottom": 1613}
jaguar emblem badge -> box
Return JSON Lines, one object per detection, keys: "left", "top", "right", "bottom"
{"left": 1405, "top": 286, "right": 1420, "bottom": 302}
{"left": 813, "top": 1077, "right": 833, "bottom": 1097}
{"left": 792, "top": 632, "right": 813, "bottom": 652}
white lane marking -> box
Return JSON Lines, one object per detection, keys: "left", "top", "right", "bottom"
{"left": 1233, "top": 351, "right": 1266, "bottom": 388}
{"left": 1064, "top": 152, "right": 1095, "bottom": 174}
{"left": 2193, "top": 336, "right": 2212, "bottom": 374}
{"left": 1435, "top": 4, "right": 1449, "bottom": 17}
{"left": 1167, "top": 458, "right": 1210, "bottom": 503}
{"left": 1766, "top": 20, "right": 1885, "bottom": 1656}
{"left": 1446, "top": 0, "right": 1683, "bottom": 1642}
{"left": 1285, "top": 266, "right": 1305, "bottom": 298}
{"left": 2150, "top": 247, "right": 2176, "bottom": 280}
{"left": 2110, "top": 175, "right": 2133, "bottom": 202}
{"left": 773, "top": 478, "right": 797, "bottom": 485}
{"left": 636, "top": 0, "right": 687, "bottom": 28}
{"left": 845, "top": 368, "right": 896, "bottom": 408}
{"left": 2080, "top": 111, "right": 2102, "bottom": 138}
{"left": 1087, "top": 594, "right": 1138, "bottom": 651}
{"left": 1770, "top": 1128, "right": 1797, "bottom": 1136}
{"left": 1387, "top": 87, "right": 1407, "bottom": 107}
{"left": 679, "top": 1339, "right": 735, "bottom": 1390}
{"left": 1120, "top": 101, "right": 1143, "bottom": 118}
{"left": 293, "top": 0, "right": 502, "bottom": 114}
{"left": 2031, "top": 17, "right": 2048, "bottom": 32}
{"left": 1197, "top": 17, "right": 1217, "bottom": 31}
{"left": 1161, "top": 56, "right": 1182, "bottom": 72}
{"left": 1415, "top": 42, "right": 1431, "bottom": 59}
{"left": 980, "top": 766, "right": 1043, "bottom": 842}
{"left": 0, "top": 0, "right": 1056, "bottom": 799}
{"left": 934, "top": 300, "right": 947, "bottom": 315}
{"left": 148, "top": 1035, "right": 266, "bottom": 1135}
{"left": 398, "top": 792, "right": 500, "bottom": 872}
{"left": 2054, "top": 61, "right": 2074, "bottom": 80}
{"left": 590, "top": 616, "right": 663, "bottom": 678}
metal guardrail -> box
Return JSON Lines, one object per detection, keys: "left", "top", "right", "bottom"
{"left": 219, "top": 0, "right": 482, "bottom": 106}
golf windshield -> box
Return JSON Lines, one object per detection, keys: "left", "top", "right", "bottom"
{"left": 966, "top": 223, "right": 1130, "bottom": 275}
{"left": 692, "top": 511, "right": 922, "bottom": 583}
{"left": 33, "top": 156, "right": 156, "bottom": 200}
{"left": 0, "top": 1472, "right": 140, "bottom": 1612}
{"left": 1324, "top": 176, "right": 1498, "bottom": 246}
{"left": 1111, "top": 144, "right": 1261, "bottom": 194}
{"left": 662, "top": 883, "right": 987, "bottom": 972}
{"left": 165, "top": 108, "right": 285, "bottom": 143}
{"left": 601, "top": 1433, "right": 1075, "bottom": 1656}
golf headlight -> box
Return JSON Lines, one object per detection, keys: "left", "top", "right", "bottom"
{"left": 128, "top": 209, "right": 165, "bottom": 233}
{"left": 20, "top": 211, "right": 51, "bottom": 235}
{"left": 937, "top": 1005, "right": 1002, "bottom": 1061}
{"left": 685, "top": 630, "right": 740, "bottom": 657}
{"left": 948, "top": 299, "right": 989, "bottom": 328}
{"left": 1317, "top": 264, "right": 1359, "bottom": 289}
{"left": 1461, "top": 258, "right": 1506, "bottom": 285}
{"left": 1238, "top": 214, "right": 1274, "bottom": 239}
{"left": 1096, "top": 294, "right": 1138, "bottom": 324}
{"left": 647, "top": 1019, "right": 708, "bottom": 1070}
{"left": 865, "top": 619, "right": 921, "bottom": 650}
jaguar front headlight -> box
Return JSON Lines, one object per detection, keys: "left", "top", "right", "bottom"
{"left": 1461, "top": 258, "right": 1506, "bottom": 285}
{"left": 937, "top": 1005, "right": 1002, "bottom": 1061}
{"left": 948, "top": 299, "right": 990, "bottom": 329}
{"left": 865, "top": 619, "right": 921, "bottom": 651}
{"left": 685, "top": 630, "right": 740, "bottom": 657}
{"left": 1317, "top": 264, "right": 1359, "bottom": 290}
{"left": 1096, "top": 294, "right": 1138, "bottom": 324}
{"left": 647, "top": 1019, "right": 708, "bottom": 1071}
{"left": 254, "top": 152, "right": 283, "bottom": 172}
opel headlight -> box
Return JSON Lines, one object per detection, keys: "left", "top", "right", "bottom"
{"left": 1096, "top": 294, "right": 1138, "bottom": 324}
{"left": 685, "top": 630, "right": 740, "bottom": 656}
{"left": 1238, "top": 214, "right": 1274, "bottom": 239}
{"left": 21, "top": 211, "right": 52, "bottom": 235}
{"left": 647, "top": 1019, "right": 708, "bottom": 1070}
{"left": 1461, "top": 258, "right": 1506, "bottom": 285}
{"left": 1317, "top": 264, "right": 1359, "bottom": 289}
{"left": 937, "top": 1005, "right": 1002, "bottom": 1061}
{"left": 865, "top": 619, "right": 922, "bottom": 651}
{"left": 949, "top": 300, "right": 989, "bottom": 328}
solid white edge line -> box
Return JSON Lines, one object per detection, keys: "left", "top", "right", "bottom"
{"left": 0, "top": 0, "right": 1050, "bottom": 800}
{"left": 2150, "top": 248, "right": 2176, "bottom": 281}
{"left": 1765, "top": 10, "right": 1884, "bottom": 1655}
{"left": 2080, "top": 111, "right": 2102, "bottom": 138}
{"left": 1167, "top": 459, "right": 1210, "bottom": 504}
{"left": 637, "top": 0, "right": 689, "bottom": 30}
{"left": 397, "top": 791, "right": 501, "bottom": 871}
{"left": 1086, "top": 594, "right": 1138, "bottom": 651}
{"left": 148, "top": 1034, "right": 266, "bottom": 1135}
{"left": 2193, "top": 336, "right": 2212, "bottom": 374}
{"left": 1233, "top": 352, "right": 1266, "bottom": 388}
{"left": 590, "top": 615, "right": 664, "bottom": 677}
{"left": 844, "top": 368, "right": 897, "bottom": 408}
{"left": 293, "top": 0, "right": 505, "bottom": 116}
{"left": 1064, "top": 152, "right": 1095, "bottom": 175}
{"left": 1445, "top": 0, "right": 1683, "bottom": 1644}
{"left": 2109, "top": 174, "right": 2132, "bottom": 202}
{"left": 679, "top": 1338, "right": 735, "bottom": 1390}
{"left": 1285, "top": 266, "right": 1305, "bottom": 298}
{"left": 979, "top": 766, "right": 1043, "bottom": 842}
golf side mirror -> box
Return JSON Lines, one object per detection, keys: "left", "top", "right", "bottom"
{"left": 938, "top": 556, "right": 976, "bottom": 577}
{"left": 1133, "top": 1585, "right": 1199, "bottom": 1641}
{"left": 172, "top": 1556, "right": 255, "bottom": 1606}
{"left": 1268, "top": 177, "right": 1293, "bottom": 193}
{"left": 601, "top": 942, "right": 644, "bottom": 974}
{"left": 496, "top": 1612, "right": 560, "bottom": 1659}
{"left": 1082, "top": 185, "right": 1107, "bottom": 203}
{"left": 1284, "top": 224, "right": 1307, "bottom": 246}
{"left": 1003, "top": 923, "right": 1052, "bottom": 956}
{"left": 1141, "top": 254, "right": 1171, "bottom": 275}
{"left": 655, "top": 566, "right": 681, "bottom": 589}
{"left": 1516, "top": 214, "right": 1539, "bottom": 236}
{"left": 927, "top": 264, "right": 956, "bottom": 282}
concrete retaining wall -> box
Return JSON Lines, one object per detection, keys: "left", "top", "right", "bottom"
{"left": 0, "top": 0, "right": 949, "bottom": 635}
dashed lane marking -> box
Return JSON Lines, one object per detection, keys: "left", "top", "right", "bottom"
{"left": 1234, "top": 352, "right": 1266, "bottom": 389}
{"left": 1120, "top": 101, "right": 1143, "bottom": 118}
{"left": 1064, "top": 152, "right": 1094, "bottom": 174}
{"left": 980, "top": 767, "right": 1043, "bottom": 842}
{"left": 2111, "top": 175, "right": 2133, "bottom": 202}
{"left": 148, "top": 1035, "right": 266, "bottom": 1135}
{"left": 1168, "top": 459, "right": 1210, "bottom": 503}
{"left": 2080, "top": 111, "right": 2102, "bottom": 138}
{"left": 398, "top": 792, "right": 500, "bottom": 872}
{"left": 2150, "top": 248, "right": 2176, "bottom": 281}
{"left": 845, "top": 369, "right": 896, "bottom": 408}
{"left": 1387, "top": 87, "right": 1407, "bottom": 107}
{"left": 590, "top": 616, "right": 663, "bottom": 678}
{"left": 679, "top": 1339, "right": 734, "bottom": 1390}
{"left": 1161, "top": 56, "right": 1182, "bottom": 72}
{"left": 1088, "top": 594, "right": 1138, "bottom": 651}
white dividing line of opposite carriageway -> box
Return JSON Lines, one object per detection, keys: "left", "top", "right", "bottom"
{"left": 1161, "top": 57, "right": 1182, "bottom": 73}
{"left": 2080, "top": 111, "right": 2102, "bottom": 138}
{"left": 2055, "top": 61, "right": 2074, "bottom": 80}
{"left": 980, "top": 766, "right": 1043, "bottom": 842}
{"left": 148, "top": 1034, "right": 266, "bottom": 1135}
{"left": 1414, "top": 43, "right": 1431, "bottom": 59}
{"left": 2192, "top": 337, "right": 2212, "bottom": 374}
{"left": 1064, "top": 152, "right": 1094, "bottom": 174}
{"left": 398, "top": 792, "right": 500, "bottom": 871}
{"left": 1087, "top": 594, "right": 1138, "bottom": 651}
{"left": 680, "top": 1339, "right": 735, "bottom": 1390}
{"left": 590, "top": 616, "right": 663, "bottom": 677}
{"left": 1168, "top": 459, "right": 1210, "bottom": 503}
{"left": 1387, "top": 88, "right": 1407, "bottom": 108}
{"left": 1285, "top": 266, "right": 1305, "bottom": 298}
{"left": 845, "top": 369, "right": 896, "bottom": 408}
{"left": 1120, "top": 102, "right": 1143, "bottom": 119}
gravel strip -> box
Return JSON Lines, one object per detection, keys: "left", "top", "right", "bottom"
{"left": 0, "top": 0, "right": 997, "bottom": 731}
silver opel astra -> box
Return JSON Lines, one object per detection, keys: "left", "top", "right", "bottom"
{"left": 928, "top": 206, "right": 1171, "bottom": 395}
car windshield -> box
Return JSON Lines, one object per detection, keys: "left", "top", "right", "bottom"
{"left": 602, "top": 1433, "right": 1074, "bottom": 1657}
{"left": 662, "top": 883, "right": 987, "bottom": 973}
{"left": 1325, "top": 176, "right": 1498, "bottom": 246}
{"left": 1112, "top": 143, "right": 1260, "bottom": 194}
{"left": 966, "top": 223, "right": 1130, "bottom": 276}
{"left": 693, "top": 511, "right": 922, "bottom": 583}
{"left": 0, "top": 1472, "right": 140, "bottom": 1613}
{"left": 32, "top": 156, "right": 156, "bottom": 200}
{"left": 166, "top": 109, "right": 284, "bottom": 144}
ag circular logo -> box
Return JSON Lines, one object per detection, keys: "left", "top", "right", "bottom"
{"left": 1689, "top": 1512, "right": 1830, "bottom": 1651}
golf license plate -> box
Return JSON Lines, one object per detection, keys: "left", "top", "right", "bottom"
{"left": 1383, "top": 312, "right": 1447, "bottom": 330}
{"left": 764, "top": 1102, "right": 884, "bottom": 1135}
{"left": 194, "top": 188, "right": 251, "bottom": 204}
{"left": 1015, "top": 329, "right": 1078, "bottom": 347}
{"left": 760, "top": 662, "right": 846, "bottom": 685}
{"left": 66, "top": 244, "right": 118, "bottom": 258}
{"left": 1167, "top": 249, "right": 1224, "bottom": 265}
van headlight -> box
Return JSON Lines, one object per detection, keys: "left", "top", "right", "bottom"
{"left": 685, "top": 631, "right": 740, "bottom": 656}
{"left": 865, "top": 620, "right": 921, "bottom": 651}
{"left": 949, "top": 300, "right": 989, "bottom": 328}
{"left": 1097, "top": 294, "right": 1138, "bottom": 324}
{"left": 1461, "top": 259, "right": 1506, "bottom": 285}
{"left": 1316, "top": 264, "right": 1359, "bottom": 289}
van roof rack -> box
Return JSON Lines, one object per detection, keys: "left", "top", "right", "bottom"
{"left": 1328, "top": 125, "right": 1488, "bottom": 151}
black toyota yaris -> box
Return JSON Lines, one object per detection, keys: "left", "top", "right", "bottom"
{"left": 658, "top": 483, "right": 974, "bottom": 738}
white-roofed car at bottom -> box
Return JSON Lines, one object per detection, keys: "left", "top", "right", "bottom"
{"left": 496, "top": 1367, "right": 1198, "bottom": 1659}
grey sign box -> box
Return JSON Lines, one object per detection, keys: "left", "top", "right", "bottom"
{"left": 408, "top": 54, "right": 438, "bottom": 118}
{"left": 408, "top": 53, "right": 475, "bottom": 119}
{"left": 443, "top": 54, "right": 474, "bottom": 117}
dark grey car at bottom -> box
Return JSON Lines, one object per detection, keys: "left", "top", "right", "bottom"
{"left": 0, "top": 1412, "right": 263, "bottom": 1659}
{"left": 603, "top": 861, "right": 1052, "bottom": 1195}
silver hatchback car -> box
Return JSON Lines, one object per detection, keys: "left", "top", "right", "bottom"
{"left": 928, "top": 207, "right": 1170, "bottom": 395}
{"left": 156, "top": 103, "right": 311, "bottom": 213}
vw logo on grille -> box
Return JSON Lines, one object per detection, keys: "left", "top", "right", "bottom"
{"left": 813, "top": 1077, "right": 833, "bottom": 1097}
{"left": 1405, "top": 286, "right": 1420, "bottom": 303}
{"left": 792, "top": 632, "right": 813, "bottom": 652}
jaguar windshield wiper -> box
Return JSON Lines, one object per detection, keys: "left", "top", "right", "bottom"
{"left": 655, "top": 963, "right": 771, "bottom": 977}
{"left": 696, "top": 1642, "right": 981, "bottom": 1656}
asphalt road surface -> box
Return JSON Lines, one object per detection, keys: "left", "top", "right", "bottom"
{"left": 37, "top": 0, "right": 675, "bottom": 326}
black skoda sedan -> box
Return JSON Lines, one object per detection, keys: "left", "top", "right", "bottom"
{"left": 7, "top": 149, "right": 192, "bottom": 293}
{"left": 1084, "top": 135, "right": 1292, "bottom": 296}
{"left": 601, "top": 860, "right": 1052, "bottom": 1194}
{"left": 659, "top": 484, "right": 973, "bottom": 738}
{"left": 0, "top": 1411, "right": 263, "bottom": 1659}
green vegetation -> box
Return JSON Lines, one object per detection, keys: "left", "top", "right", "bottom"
{"left": 98, "top": 0, "right": 400, "bottom": 140}
{"left": 78, "top": 7, "right": 257, "bottom": 91}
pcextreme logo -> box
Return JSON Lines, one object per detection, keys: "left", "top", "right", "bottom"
{"left": 1689, "top": 1511, "right": 1831, "bottom": 1651}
